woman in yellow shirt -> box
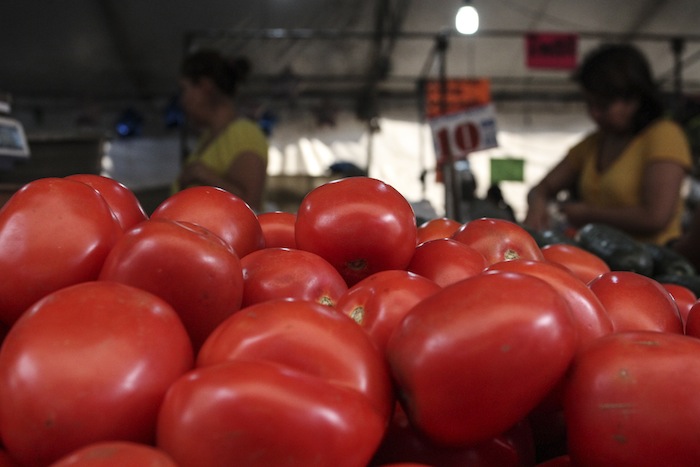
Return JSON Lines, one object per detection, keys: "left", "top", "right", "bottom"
{"left": 175, "top": 49, "right": 269, "bottom": 212}
{"left": 524, "top": 43, "right": 692, "bottom": 245}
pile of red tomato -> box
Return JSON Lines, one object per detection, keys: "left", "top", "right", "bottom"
{"left": 0, "top": 174, "right": 699, "bottom": 467}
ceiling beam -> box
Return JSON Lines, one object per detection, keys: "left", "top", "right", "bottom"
{"left": 96, "top": 0, "right": 151, "bottom": 100}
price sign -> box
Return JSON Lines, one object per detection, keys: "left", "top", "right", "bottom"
{"left": 429, "top": 103, "right": 498, "bottom": 165}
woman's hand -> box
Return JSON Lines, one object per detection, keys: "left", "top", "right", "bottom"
{"left": 178, "top": 161, "right": 217, "bottom": 188}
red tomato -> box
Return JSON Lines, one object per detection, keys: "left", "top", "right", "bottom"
{"left": 564, "top": 331, "right": 700, "bottom": 466}
{"left": 684, "top": 301, "right": 700, "bottom": 338}
{"left": 0, "top": 178, "right": 122, "bottom": 326}
{"left": 257, "top": 211, "right": 297, "bottom": 248}
{"left": 50, "top": 441, "right": 177, "bottom": 466}
{"left": 335, "top": 270, "right": 441, "bottom": 353}
{"left": 295, "top": 177, "right": 417, "bottom": 285}
{"left": 66, "top": 174, "right": 148, "bottom": 231}
{"left": 197, "top": 298, "right": 393, "bottom": 421}
{"left": 416, "top": 217, "right": 461, "bottom": 245}
{"left": 588, "top": 271, "right": 683, "bottom": 334}
{"left": 151, "top": 185, "right": 264, "bottom": 258}
{"left": 487, "top": 259, "right": 613, "bottom": 352}
{"left": 662, "top": 283, "right": 697, "bottom": 331}
{"left": 0, "top": 281, "right": 193, "bottom": 467}
{"left": 99, "top": 219, "right": 244, "bottom": 352}
{"left": 370, "top": 402, "right": 533, "bottom": 467}
{"left": 0, "top": 450, "right": 16, "bottom": 467}
{"left": 386, "top": 270, "right": 577, "bottom": 446}
{"left": 157, "top": 359, "right": 386, "bottom": 467}
{"left": 451, "top": 218, "right": 544, "bottom": 266}
{"left": 407, "top": 238, "right": 487, "bottom": 287}
{"left": 239, "top": 247, "right": 348, "bottom": 308}
{"left": 540, "top": 243, "right": 610, "bottom": 284}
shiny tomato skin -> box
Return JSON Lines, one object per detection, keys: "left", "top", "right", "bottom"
{"left": 151, "top": 185, "right": 264, "bottom": 258}
{"left": 387, "top": 270, "right": 577, "bottom": 446}
{"left": 197, "top": 298, "right": 393, "bottom": 422}
{"left": 662, "top": 283, "right": 697, "bottom": 331}
{"left": 451, "top": 218, "right": 544, "bottom": 266}
{"left": 540, "top": 243, "right": 610, "bottom": 284}
{"left": 240, "top": 247, "right": 348, "bottom": 308}
{"left": 98, "top": 219, "right": 244, "bottom": 352}
{"left": 50, "top": 441, "right": 178, "bottom": 466}
{"left": 0, "top": 178, "right": 122, "bottom": 326}
{"left": 257, "top": 211, "right": 297, "bottom": 249}
{"left": 157, "top": 359, "right": 387, "bottom": 467}
{"left": 295, "top": 177, "right": 417, "bottom": 286}
{"left": 407, "top": 238, "right": 488, "bottom": 287}
{"left": 564, "top": 331, "right": 700, "bottom": 467}
{"left": 487, "top": 259, "right": 613, "bottom": 352}
{"left": 416, "top": 217, "right": 461, "bottom": 245}
{"left": 66, "top": 174, "right": 148, "bottom": 231}
{"left": 335, "top": 270, "right": 441, "bottom": 353}
{"left": 0, "top": 281, "right": 193, "bottom": 467}
{"left": 588, "top": 271, "right": 683, "bottom": 334}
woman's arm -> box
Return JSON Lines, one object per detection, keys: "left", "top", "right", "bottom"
{"left": 560, "top": 160, "right": 687, "bottom": 234}
{"left": 178, "top": 151, "right": 267, "bottom": 211}
{"left": 523, "top": 156, "right": 579, "bottom": 231}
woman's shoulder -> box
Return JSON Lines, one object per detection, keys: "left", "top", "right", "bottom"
{"left": 640, "top": 117, "right": 686, "bottom": 139}
{"left": 222, "top": 118, "right": 268, "bottom": 144}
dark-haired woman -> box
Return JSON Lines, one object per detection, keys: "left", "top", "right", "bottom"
{"left": 524, "top": 43, "right": 692, "bottom": 245}
{"left": 175, "top": 49, "right": 268, "bottom": 212}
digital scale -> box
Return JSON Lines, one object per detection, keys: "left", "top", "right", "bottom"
{"left": 0, "top": 94, "right": 30, "bottom": 170}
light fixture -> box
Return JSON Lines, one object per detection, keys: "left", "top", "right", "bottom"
{"left": 455, "top": 0, "right": 479, "bottom": 35}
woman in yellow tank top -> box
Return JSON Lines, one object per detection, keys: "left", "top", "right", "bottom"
{"left": 524, "top": 43, "right": 692, "bottom": 245}
{"left": 175, "top": 49, "right": 269, "bottom": 212}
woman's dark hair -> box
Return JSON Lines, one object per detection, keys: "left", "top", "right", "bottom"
{"left": 181, "top": 49, "right": 251, "bottom": 97}
{"left": 573, "top": 43, "right": 664, "bottom": 132}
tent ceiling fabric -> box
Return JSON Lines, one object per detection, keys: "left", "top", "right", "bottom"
{"left": 2, "top": 0, "right": 700, "bottom": 104}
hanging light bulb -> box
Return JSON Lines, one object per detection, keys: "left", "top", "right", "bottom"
{"left": 455, "top": 0, "right": 479, "bottom": 35}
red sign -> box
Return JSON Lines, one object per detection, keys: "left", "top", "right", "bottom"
{"left": 526, "top": 33, "right": 578, "bottom": 70}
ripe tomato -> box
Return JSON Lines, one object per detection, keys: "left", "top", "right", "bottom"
{"left": 99, "top": 219, "right": 244, "bottom": 352}
{"left": 487, "top": 259, "right": 613, "bottom": 352}
{"left": 540, "top": 243, "right": 610, "bottom": 284}
{"left": 197, "top": 298, "right": 393, "bottom": 421}
{"left": 295, "top": 177, "right": 417, "bottom": 285}
{"left": 407, "top": 238, "right": 487, "bottom": 287}
{"left": 335, "top": 270, "right": 441, "bottom": 353}
{"left": 683, "top": 301, "right": 700, "bottom": 338}
{"left": 662, "top": 283, "right": 697, "bottom": 331}
{"left": 387, "top": 270, "right": 577, "bottom": 446}
{"left": 257, "top": 211, "right": 297, "bottom": 249}
{"left": 0, "top": 177, "right": 122, "bottom": 326}
{"left": 151, "top": 185, "right": 264, "bottom": 258}
{"left": 66, "top": 174, "right": 148, "bottom": 231}
{"left": 239, "top": 247, "right": 348, "bottom": 308}
{"left": 0, "top": 281, "right": 193, "bottom": 467}
{"left": 50, "top": 441, "right": 177, "bottom": 466}
{"left": 451, "top": 218, "right": 544, "bottom": 266}
{"left": 588, "top": 271, "right": 683, "bottom": 334}
{"left": 157, "top": 359, "right": 387, "bottom": 467}
{"left": 564, "top": 331, "right": 700, "bottom": 466}
{"left": 370, "top": 402, "right": 533, "bottom": 467}
{"left": 416, "top": 217, "right": 461, "bottom": 245}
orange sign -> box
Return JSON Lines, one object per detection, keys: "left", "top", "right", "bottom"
{"left": 424, "top": 78, "right": 491, "bottom": 119}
